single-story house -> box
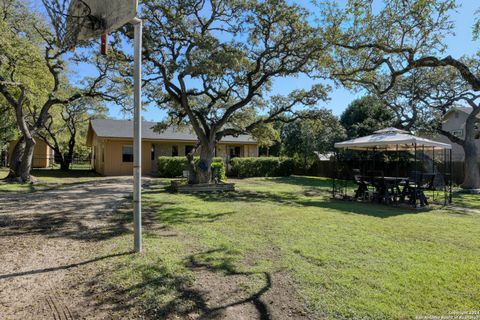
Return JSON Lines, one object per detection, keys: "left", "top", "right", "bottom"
{"left": 86, "top": 119, "right": 259, "bottom": 176}
{"left": 8, "top": 138, "right": 53, "bottom": 168}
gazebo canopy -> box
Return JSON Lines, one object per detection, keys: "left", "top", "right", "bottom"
{"left": 334, "top": 128, "right": 452, "bottom": 151}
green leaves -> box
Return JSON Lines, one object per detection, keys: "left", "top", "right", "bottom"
{"left": 282, "top": 109, "right": 345, "bottom": 162}
{"left": 322, "top": 0, "right": 458, "bottom": 92}
{"left": 340, "top": 95, "right": 395, "bottom": 138}
{"left": 135, "top": 0, "right": 331, "bottom": 143}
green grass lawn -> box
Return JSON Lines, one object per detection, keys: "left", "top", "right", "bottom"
{"left": 452, "top": 192, "right": 480, "bottom": 210}
{"left": 106, "top": 176, "right": 480, "bottom": 319}
{"left": 0, "top": 167, "right": 100, "bottom": 192}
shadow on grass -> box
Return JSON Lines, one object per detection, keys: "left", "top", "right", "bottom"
{"left": 262, "top": 176, "right": 333, "bottom": 188}
{"left": 142, "top": 187, "right": 236, "bottom": 225}
{"left": 0, "top": 252, "right": 131, "bottom": 280}
{"left": 186, "top": 189, "right": 418, "bottom": 218}
{"left": 97, "top": 247, "right": 272, "bottom": 320}
{"left": 297, "top": 199, "right": 416, "bottom": 218}
{"left": 451, "top": 192, "right": 480, "bottom": 210}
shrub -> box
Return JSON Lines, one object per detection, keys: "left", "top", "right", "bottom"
{"left": 229, "top": 157, "right": 294, "bottom": 178}
{"left": 157, "top": 156, "right": 226, "bottom": 180}
{"left": 211, "top": 161, "right": 226, "bottom": 181}
{"left": 157, "top": 157, "right": 186, "bottom": 178}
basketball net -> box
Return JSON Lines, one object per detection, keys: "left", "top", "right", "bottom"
{"left": 42, "top": 0, "right": 107, "bottom": 55}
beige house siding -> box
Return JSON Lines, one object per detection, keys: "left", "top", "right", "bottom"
{"left": 93, "top": 138, "right": 153, "bottom": 176}
{"left": 432, "top": 109, "right": 480, "bottom": 162}
{"left": 215, "top": 144, "right": 258, "bottom": 158}
{"left": 155, "top": 142, "right": 197, "bottom": 157}
{"left": 9, "top": 138, "right": 52, "bottom": 168}
{"left": 88, "top": 130, "right": 258, "bottom": 176}
{"left": 244, "top": 144, "right": 259, "bottom": 157}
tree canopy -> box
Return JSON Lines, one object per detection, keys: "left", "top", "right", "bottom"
{"left": 322, "top": 0, "right": 480, "bottom": 189}
{"left": 282, "top": 109, "right": 345, "bottom": 172}
{"left": 115, "top": 0, "right": 332, "bottom": 183}
{"left": 340, "top": 96, "right": 395, "bottom": 138}
{"left": 0, "top": 0, "right": 121, "bottom": 181}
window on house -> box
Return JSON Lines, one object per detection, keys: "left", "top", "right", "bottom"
{"left": 229, "top": 146, "right": 241, "bottom": 158}
{"left": 151, "top": 145, "right": 155, "bottom": 161}
{"left": 172, "top": 145, "right": 179, "bottom": 156}
{"left": 122, "top": 145, "right": 134, "bottom": 162}
{"left": 451, "top": 129, "right": 463, "bottom": 137}
{"left": 185, "top": 145, "right": 195, "bottom": 155}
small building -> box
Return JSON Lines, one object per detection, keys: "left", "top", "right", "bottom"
{"left": 8, "top": 138, "right": 54, "bottom": 168}
{"left": 86, "top": 119, "right": 259, "bottom": 176}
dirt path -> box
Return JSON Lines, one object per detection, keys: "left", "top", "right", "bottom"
{"left": 0, "top": 178, "right": 313, "bottom": 320}
{"left": 0, "top": 178, "right": 135, "bottom": 319}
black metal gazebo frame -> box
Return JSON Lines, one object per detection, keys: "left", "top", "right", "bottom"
{"left": 331, "top": 129, "right": 453, "bottom": 207}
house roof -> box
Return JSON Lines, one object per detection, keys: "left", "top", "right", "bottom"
{"left": 334, "top": 128, "right": 452, "bottom": 151}
{"left": 443, "top": 106, "right": 474, "bottom": 119}
{"left": 88, "top": 119, "right": 257, "bottom": 144}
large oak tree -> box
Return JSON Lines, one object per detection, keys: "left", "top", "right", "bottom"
{"left": 322, "top": 0, "right": 480, "bottom": 190}
{"left": 0, "top": 0, "right": 119, "bottom": 182}
{"left": 118, "top": 0, "right": 331, "bottom": 184}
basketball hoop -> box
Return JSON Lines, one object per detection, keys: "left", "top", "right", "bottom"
{"left": 42, "top": 0, "right": 137, "bottom": 52}
{"left": 41, "top": 0, "right": 143, "bottom": 253}
{"left": 42, "top": 0, "right": 92, "bottom": 50}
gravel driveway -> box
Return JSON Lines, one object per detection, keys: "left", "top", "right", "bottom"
{"left": 0, "top": 177, "right": 135, "bottom": 319}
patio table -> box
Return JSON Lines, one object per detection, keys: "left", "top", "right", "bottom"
{"left": 333, "top": 127, "right": 453, "bottom": 206}
{"left": 356, "top": 176, "right": 409, "bottom": 204}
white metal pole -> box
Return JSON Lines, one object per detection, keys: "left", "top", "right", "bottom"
{"left": 132, "top": 18, "right": 143, "bottom": 253}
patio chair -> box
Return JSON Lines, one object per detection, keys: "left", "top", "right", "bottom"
{"left": 353, "top": 169, "right": 369, "bottom": 201}
{"left": 367, "top": 170, "right": 390, "bottom": 204}
{"left": 405, "top": 171, "right": 428, "bottom": 207}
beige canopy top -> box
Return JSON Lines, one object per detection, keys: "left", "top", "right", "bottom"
{"left": 334, "top": 128, "right": 452, "bottom": 151}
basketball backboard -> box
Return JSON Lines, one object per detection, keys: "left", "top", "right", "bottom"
{"left": 43, "top": 0, "right": 144, "bottom": 253}
{"left": 67, "top": 0, "right": 137, "bottom": 42}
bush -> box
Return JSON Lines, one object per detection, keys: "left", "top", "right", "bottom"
{"left": 211, "top": 161, "right": 226, "bottom": 181}
{"left": 157, "top": 156, "right": 226, "bottom": 180}
{"left": 157, "top": 157, "right": 186, "bottom": 178}
{"left": 229, "top": 157, "right": 294, "bottom": 178}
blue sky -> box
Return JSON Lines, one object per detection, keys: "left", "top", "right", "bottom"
{"left": 78, "top": 0, "right": 480, "bottom": 122}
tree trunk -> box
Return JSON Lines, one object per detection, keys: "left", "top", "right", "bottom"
{"left": 60, "top": 141, "right": 75, "bottom": 171}
{"left": 461, "top": 139, "right": 480, "bottom": 190}
{"left": 186, "top": 147, "right": 197, "bottom": 184}
{"left": 186, "top": 140, "right": 215, "bottom": 184}
{"left": 460, "top": 110, "right": 480, "bottom": 190}
{"left": 12, "top": 135, "right": 36, "bottom": 183}
{"left": 6, "top": 137, "right": 25, "bottom": 179}
{"left": 196, "top": 142, "right": 214, "bottom": 184}
{"left": 60, "top": 158, "right": 70, "bottom": 171}
{"left": 9, "top": 98, "right": 37, "bottom": 183}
